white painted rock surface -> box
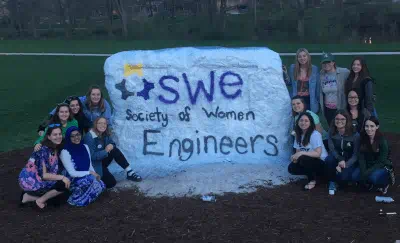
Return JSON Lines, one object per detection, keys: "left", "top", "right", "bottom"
{"left": 104, "top": 47, "right": 293, "bottom": 194}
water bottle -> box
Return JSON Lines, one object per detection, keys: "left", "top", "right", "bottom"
{"left": 375, "top": 196, "right": 394, "bottom": 203}
{"left": 201, "top": 195, "right": 216, "bottom": 202}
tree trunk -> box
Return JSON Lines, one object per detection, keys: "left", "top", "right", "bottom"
{"left": 219, "top": 0, "right": 227, "bottom": 33}
{"left": 208, "top": 0, "right": 215, "bottom": 25}
{"left": 31, "top": 0, "right": 39, "bottom": 39}
{"left": 113, "top": 0, "right": 128, "bottom": 38}
{"left": 58, "top": 0, "right": 72, "bottom": 38}
{"left": 106, "top": 0, "right": 114, "bottom": 37}
{"left": 253, "top": 0, "right": 257, "bottom": 28}
{"left": 296, "top": 0, "right": 305, "bottom": 40}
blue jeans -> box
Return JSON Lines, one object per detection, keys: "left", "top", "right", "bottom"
{"left": 325, "top": 155, "right": 357, "bottom": 182}
{"left": 352, "top": 168, "right": 389, "bottom": 187}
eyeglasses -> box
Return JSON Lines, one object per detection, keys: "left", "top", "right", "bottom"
{"left": 65, "top": 96, "right": 79, "bottom": 103}
{"left": 348, "top": 96, "right": 359, "bottom": 100}
{"left": 48, "top": 123, "right": 61, "bottom": 128}
{"left": 70, "top": 133, "right": 81, "bottom": 138}
{"left": 335, "top": 118, "right": 346, "bottom": 121}
{"left": 57, "top": 102, "right": 69, "bottom": 107}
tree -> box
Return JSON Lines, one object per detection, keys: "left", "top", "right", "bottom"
{"left": 113, "top": 0, "right": 128, "bottom": 37}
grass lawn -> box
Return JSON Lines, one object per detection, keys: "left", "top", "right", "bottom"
{"left": 0, "top": 40, "right": 399, "bottom": 152}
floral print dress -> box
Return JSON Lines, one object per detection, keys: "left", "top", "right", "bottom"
{"left": 18, "top": 146, "right": 60, "bottom": 194}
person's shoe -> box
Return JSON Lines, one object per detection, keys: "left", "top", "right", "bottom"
{"left": 127, "top": 170, "right": 142, "bottom": 182}
{"left": 328, "top": 181, "right": 337, "bottom": 195}
{"left": 377, "top": 185, "right": 389, "bottom": 195}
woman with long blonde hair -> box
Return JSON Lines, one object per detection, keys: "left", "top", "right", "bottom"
{"left": 289, "top": 48, "right": 320, "bottom": 113}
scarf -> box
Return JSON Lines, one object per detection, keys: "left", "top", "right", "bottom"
{"left": 64, "top": 126, "right": 90, "bottom": 171}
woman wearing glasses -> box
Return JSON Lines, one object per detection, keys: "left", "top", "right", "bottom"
{"left": 346, "top": 88, "right": 371, "bottom": 133}
{"left": 38, "top": 96, "right": 91, "bottom": 136}
{"left": 84, "top": 117, "right": 142, "bottom": 189}
{"left": 19, "top": 125, "right": 70, "bottom": 209}
{"left": 34, "top": 103, "right": 78, "bottom": 152}
{"left": 324, "top": 110, "right": 360, "bottom": 196}
{"left": 60, "top": 126, "right": 105, "bottom": 206}
{"left": 319, "top": 52, "right": 350, "bottom": 126}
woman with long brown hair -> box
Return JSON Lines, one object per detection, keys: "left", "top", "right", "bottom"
{"left": 344, "top": 57, "right": 376, "bottom": 116}
{"left": 288, "top": 112, "right": 328, "bottom": 190}
{"left": 288, "top": 48, "right": 320, "bottom": 113}
{"left": 324, "top": 110, "right": 360, "bottom": 196}
{"left": 351, "top": 117, "right": 394, "bottom": 194}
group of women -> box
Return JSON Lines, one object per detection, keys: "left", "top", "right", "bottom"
{"left": 17, "top": 49, "right": 395, "bottom": 209}
{"left": 18, "top": 86, "right": 142, "bottom": 209}
{"left": 285, "top": 49, "right": 395, "bottom": 195}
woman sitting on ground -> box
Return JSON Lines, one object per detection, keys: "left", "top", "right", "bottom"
{"left": 291, "top": 95, "right": 328, "bottom": 148}
{"left": 84, "top": 117, "right": 142, "bottom": 188}
{"left": 38, "top": 96, "right": 91, "bottom": 136}
{"left": 352, "top": 117, "right": 395, "bottom": 194}
{"left": 344, "top": 57, "right": 377, "bottom": 116}
{"left": 60, "top": 126, "right": 105, "bottom": 207}
{"left": 34, "top": 103, "right": 78, "bottom": 151}
{"left": 346, "top": 88, "right": 371, "bottom": 133}
{"left": 19, "top": 125, "right": 70, "bottom": 209}
{"left": 288, "top": 48, "right": 320, "bottom": 114}
{"left": 288, "top": 112, "right": 328, "bottom": 190}
{"left": 325, "top": 110, "right": 360, "bottom": 196}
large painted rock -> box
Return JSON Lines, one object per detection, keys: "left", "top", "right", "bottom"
{"left": 104, "top": 47, "right": 292, "bottom": 178}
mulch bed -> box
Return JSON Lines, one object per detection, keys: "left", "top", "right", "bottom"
{"left": 1, "top": 133, "right": 399, "bottom": 243}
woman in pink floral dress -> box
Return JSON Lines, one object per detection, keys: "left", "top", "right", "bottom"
{"left": 18, "top": 125, "right": 71, "bottom": 209}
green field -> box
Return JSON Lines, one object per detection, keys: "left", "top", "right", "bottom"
{"left": 0, "top": 40, "right": 399, "bottom": 152}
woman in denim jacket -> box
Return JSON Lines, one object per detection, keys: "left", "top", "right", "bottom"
{"left": 289, "top": 48, "right": 320, "bottom": 114}
{"left": 83, "top": 117, "right": 142, "bottom": 188}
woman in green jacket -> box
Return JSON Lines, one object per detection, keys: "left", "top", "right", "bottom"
{"left": 352, "top": 117, "right": 394, "bottom": 194}
{"left": 34, "top": 103, "right": 78, "bottom": 151}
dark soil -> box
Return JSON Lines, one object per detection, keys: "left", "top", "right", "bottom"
{"left": 1, "top": 133, "right": 399, "bottom": 243}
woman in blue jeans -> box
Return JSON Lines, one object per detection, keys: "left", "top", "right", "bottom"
{"left": 325, "top": 110, "right": 360, "bottom": 196}
{"left": 352, "top": 117, "right": 394, "bottom": 194}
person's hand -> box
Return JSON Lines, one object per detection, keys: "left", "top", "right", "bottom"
{"left": 291, "top": 152, "right": 302, "bottom": 163}
{"left": 34, "top": 144, "right": 42, "bottom": 152}
{"left": 105, "top": 144, "right": 114, "bottom": 153}
{"left": 38, "top": 131, "right": 44, "bottom": 136}
{"left": 336, "top": 166, "right": 342, "bottom": 173}
{"left": 338, "top": 161, "right": 346, "bottom": 169}
{"left": 90, "top": 171, "right": 101, "bottom": 181}
{"left": 62, "top": 176, "right": 71, "bottom": 189}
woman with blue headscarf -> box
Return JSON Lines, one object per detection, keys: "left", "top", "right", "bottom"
{"left": 60, "top": 126, "right": 105, "bottom": 207}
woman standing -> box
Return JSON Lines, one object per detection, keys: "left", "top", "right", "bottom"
{"left": 346, "top": 89, "right": 371, "bottom": 133}
{"left": 34, "top": 104, "right": 78, "bottom": 151}
{"left": 325, "top": 110, "right": 360, "bottom": 196}
{"left": 352, "top": 117, "right": 394, "bottom": 194}
{"left": 84, "top": 117, "right": 142, "bottom": 188}
{"left": 288, "top": 112, "right": 328, "bottom": 190}
{"left": 319, "top": 52, "right": 350, "bottom": 126}
{"left": 289, "top": 48, "right": 320, "bottom": 113}
{"left": 344, "top": 57, "right": 376, "bottom": 116}
{"left": 19, "top": 125, "right": 70, "bottom": 209}
{"left": 60, "top": 126, "right": 105, "bottom": 207}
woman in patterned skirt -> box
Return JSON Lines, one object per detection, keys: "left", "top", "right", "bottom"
{"left": 60, "top": 126, "right": 105, "bottom": 207}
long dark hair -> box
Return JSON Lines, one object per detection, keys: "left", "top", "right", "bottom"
{"left": 86, "top": 85, "right": 105, "bottom": 112}
{"left": 41, "top": 126, "right": 63, "bottom": 152}
{"left": 360, "top": 116, "right": 383, "bottom": 153}
{"left": 295, "top": 112, "right": 316, "bottom": 147}
{"left": 291, "top": 95, "right": 307, "bottom": 117}
{"left": 345, "top": 57, "right": 371, "bottom": 94}
{"left": 65, "top": 96, "right": 85, "bottom": 117}
{"left": 329, "top": 109, "right": 353, "bottom": 137}
{"left": 346, "top": 88, "right": 362, "bottom": 113}
{"left": 50, "top": 103, "right": 74, "bottom": 124}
